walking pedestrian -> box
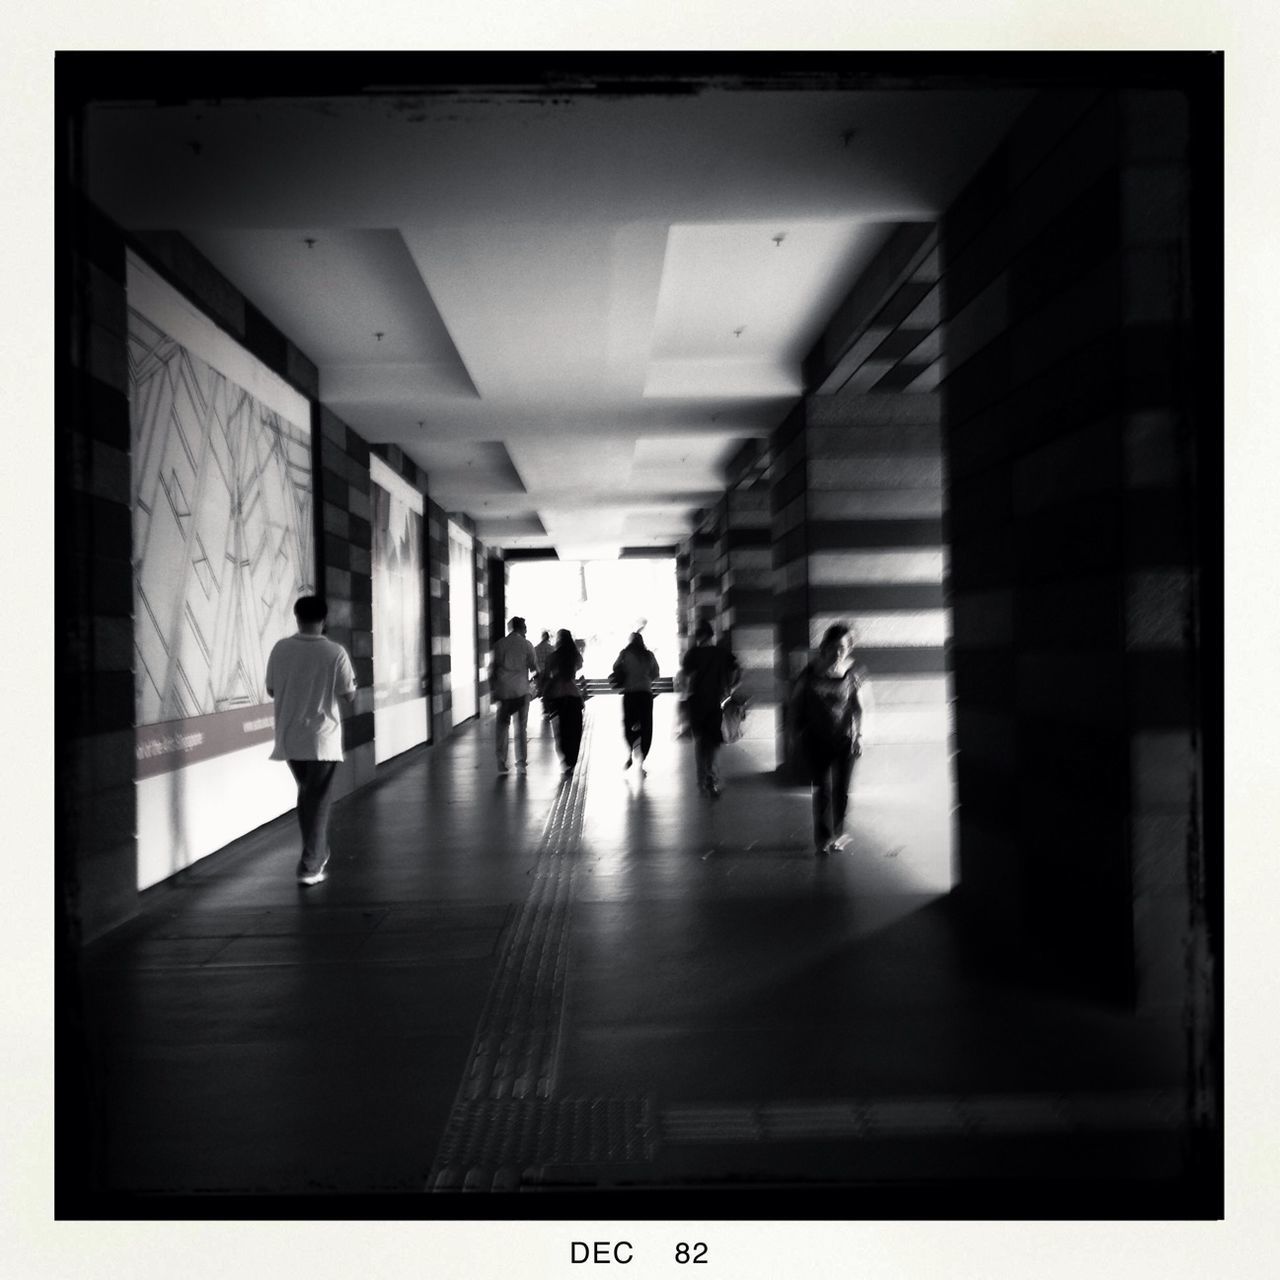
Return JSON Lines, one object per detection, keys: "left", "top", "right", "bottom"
{"left": 264, "top": 596, "right": 358, "bottom": 886}
{"left": 533, "top": 629, "right": 554, "bottom": 721}
{"left": 611, "top": 630, "right": 660, "bottom": 772}
{"left": 489, "top": 616, "right": 539, "bottom": 775}
{"left": 543, "top": 628, "right": 585, "bottom": 775}
{"left": 788, "top": 623, "right": 868, "bottom": 855}
{"left": 680, "top": 620, "right": 741, "bottom": 798}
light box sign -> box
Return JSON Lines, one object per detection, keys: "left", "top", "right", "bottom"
{"left": 129, "top": 258, "right": 313, "bottom": 772}
{"left": 370, "top": 452, "right": 429, "bottom": 763}
{"left": 127, "top": 253, "right": 314, "bottom": 887}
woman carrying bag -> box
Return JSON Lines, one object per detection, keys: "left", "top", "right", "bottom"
{"left": 544, "top": 629, "right": 586, "bottom": 775}
{"left": 789, "top": 623, "right": 868, "bottom": 855}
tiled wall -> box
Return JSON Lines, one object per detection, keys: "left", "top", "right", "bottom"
{"left": 674, "top": 551, "right": 692, "bottom": 651}
{"left": 318, "top": 408, "right": 376, "bottom": 799}
{"left": 773, "top": 394, "right": 948, "bottom": 667}
{"left": 425, "top": 497, "right": 453, "bottom": 740}
{"left": 65, "top": 193, "right": 137, "bottom": 941}
{"left": 680, "top": 524, "right": 720, "bottom": 637}
{"left": 487, "top": 553, "right": 508, "bottom": 655}
{"left": 714, "top": 487, "right": 775, "bottom": 742}
{"left": 940, "top": 89, "right": 1205, "bottom": 1008}
{"left": 474, "top": 530, "right": 493, "bottom": 714}
{"left": 771, "top": 369, "right": 949, "bottom": 779}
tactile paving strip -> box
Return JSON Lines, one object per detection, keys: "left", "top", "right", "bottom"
{"left": 429, "top": 711, "right": 662, "bottom": 1186}
{"left": 430, "top": 1095, "right": 658, "bottom": 1191}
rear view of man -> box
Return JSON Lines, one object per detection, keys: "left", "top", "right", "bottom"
{"left": 489, "top": 615, "right": 540, "bottom": 775}
{"left": 265, "top": 596, "right": 358, "bottom": 885}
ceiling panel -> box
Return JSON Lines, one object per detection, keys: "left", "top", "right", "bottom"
{"left": 85, "top": 73, "right": 1033, "bottom": 560}
{"left": 650, "top": 220, "right": 897, "bottom": 361}
{"left": 188, "top": 228, "right": 476, "bottom": 395}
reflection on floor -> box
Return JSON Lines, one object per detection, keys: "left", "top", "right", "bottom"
{"left": 68, "top": 698, "right": 1201, "bottom": 1214}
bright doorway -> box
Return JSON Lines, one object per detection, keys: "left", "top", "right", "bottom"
{"left": 505, "top": 558, "right": 679, "bottom": 680}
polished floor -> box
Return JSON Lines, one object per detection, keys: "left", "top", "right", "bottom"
{"left": 68, "top": 697, "right": 1199, "bottom": 1214}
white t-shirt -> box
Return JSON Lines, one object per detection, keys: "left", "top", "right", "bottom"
{"left": 490, "top": 631, "right": 539, "bottom": 700}
{"left": 265, "top": 633, "right": 357, "bottom": 762}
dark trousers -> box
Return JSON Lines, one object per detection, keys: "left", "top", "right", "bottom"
{"left": 621, "top": 691, "right": 655, "bottom": 759}
{"left": 807, "top": 738, "right": 855, "bottom": 848}
{"left": 287, "top": 759, "right": 339, "bottom": 874}
{"left": 552, "top": 697, "right": 584, "bottom": 767}
{"left": 692, "top": 722, "right": 721, "bottom": 791}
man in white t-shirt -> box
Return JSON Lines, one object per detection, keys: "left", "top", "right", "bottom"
{"left": 488, "top": 615, "right": 539, "bottom": 775}
{"left": 265, "top": 596, "right": 358, "bottom": 885}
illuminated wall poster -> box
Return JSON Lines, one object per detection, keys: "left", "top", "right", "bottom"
{"left": 127, "top": 252, "right": 314, "bottom": 887}
{"left": 369, "top": 453, "right": 429, "bottom": 763}
{"left": 448, "top": 520, "right": 477, "bottom": 724}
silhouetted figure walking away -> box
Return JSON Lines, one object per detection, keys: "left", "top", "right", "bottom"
{"left": 680, "top": 620, "right": 741, "bottom": 798}
{"left": 489, "top": 615, "right": 539, "bottom": 775}
{"left": 789, "top": 623, "right": 867, "bottom": 855}
{"left": 533, "top": 629, "right": 554, "bottom": 722}
{"left": 612, "top": 630, "right": 660, "bottom": 772}
{"left": 264, "top": 596, "right": 357, "bottom": 885}
{"left": 543, "top": 628, "right": 585, "bottom": 775}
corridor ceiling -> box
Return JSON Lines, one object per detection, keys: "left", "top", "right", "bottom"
{"left": 81, "top": 63, "right": 1031, "bottom": 562}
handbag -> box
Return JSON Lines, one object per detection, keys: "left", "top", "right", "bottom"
{"left": 720, "top": 692, "right": 748, "bottom": 744}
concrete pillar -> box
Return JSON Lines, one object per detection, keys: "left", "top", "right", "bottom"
{"left": 682, "top": 521, "right": 720, "bottom": 636}
{"left": 65, "top": 192, "right": 138, "bottom": 941}
{"left": 715, "top": 486, "right": 776, "bottom": 750}
{"left": 318, "top": 407, "right": 376, "bottom": 798}
{"left": 941, "top": 88, "right": 1207, "bottom": 1010}
{"left": 771, "top": 390, "right": 952, "bottom": 876}
{"left": 426, "top": 499, "right": 452, "bottom": 741}
{"left": 674, "top": 551, "right": 692, "bottom": 652}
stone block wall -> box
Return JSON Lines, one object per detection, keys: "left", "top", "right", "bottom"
{"left": 715, "top": 487, "right": 775, "bottom": 744}
{"left": 674, "top": 551, "right": 692, "bottom": 651}
{"left": 65, "top": 193, "right": 137, "bottom": 942}
{"left": 681, "top": 523, "right": 720, "bottom": 636}
{"left": 318, "top": 407, "right": 376, "bottom": 799}
{"left": 426, "top": 498, "right": 453, "bottom": 740}
{"left": 940, "top": 88, "right": 1206, "bottom": 1009}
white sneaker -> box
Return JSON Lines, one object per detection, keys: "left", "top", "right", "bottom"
{"left": 832, "top": 833, "right": 850, "bottom": 851}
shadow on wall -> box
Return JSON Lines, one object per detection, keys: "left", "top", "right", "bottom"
{"left": 165, "top": 762, "right": 191, "bottom": 878}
